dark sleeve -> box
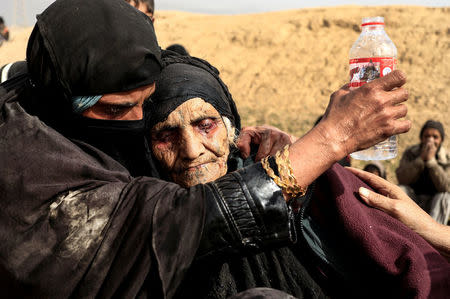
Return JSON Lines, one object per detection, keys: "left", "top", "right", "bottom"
{"left": 197, "top": 162, "right": 294, "bottom": 259}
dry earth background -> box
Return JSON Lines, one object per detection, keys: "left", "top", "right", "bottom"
{"left": 1, "top": 5, "right": 449, "bottom": 182}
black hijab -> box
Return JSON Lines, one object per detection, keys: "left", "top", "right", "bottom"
{"left": 27, "top": 0, "right": 161, "bottom": 97}
{"left": 146, "top": 53, "right": 241, "bottom": 131}
{"left": 18, "top": 0, "right": 163, "bottom": 176}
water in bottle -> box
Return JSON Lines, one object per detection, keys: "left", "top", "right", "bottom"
{"left": 349, "top": 16, "right": 398, "bottom": 160}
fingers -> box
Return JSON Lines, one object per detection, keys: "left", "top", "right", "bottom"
{"left": 254, "top": 127, "right": 292, "bottom": 161}
{"left": 349, "top": 165, "right": 399, "bottom": 211}
{"left": 238, "top": 125, "right": 293, "bottom": 161}
{"left": 347, "top": 166, "right": 412, "bottom": 202}
{"left": 391, "top": 119, "right": 412, "bottom": 135}
{"left": 359, "top": 187, "right": 392, "bottom": 212}
{"left": 237, "top": 126, "right": 294, "bottom": 161}
{"left": 346, "top": 167, "right": 392, "bottom": 193}
{"left": 264, "top": 133, "right": 293, "bottom": 159}
{"left": 390, "top": 104, "right": 408, "bottom": 120}
{"left": 376, "top": 70, "right": 407, "bottom": 91}
{"left": 387, "top": 87, "right": 409, "bottom": 105}
{"left": 330, "top": 83, "right": 351, "bottom": 101}
{"left": 236, "top": 128, "right": 257, "bottom": 159}
{"left": 254, "top": 129, "right": 272, "bottom": 161}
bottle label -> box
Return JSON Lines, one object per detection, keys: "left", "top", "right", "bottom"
{"left": 349, "top": 57, "right": 397, "bottom": 88}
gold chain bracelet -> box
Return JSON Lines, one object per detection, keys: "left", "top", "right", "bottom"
{"left": 261, "top": 145, "right": 307, "bottom": 201}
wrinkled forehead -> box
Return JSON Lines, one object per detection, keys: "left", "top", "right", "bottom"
{"left": 152, "top": 98, "right": 221, "bottom": 130}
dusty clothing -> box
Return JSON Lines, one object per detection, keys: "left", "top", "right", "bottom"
{"left": 0, "top": 82, "right": 293, "bottom": 298}
{"left": 396, "top": 144, "right": 450, "bottom": 195}
{"left": 0, "top": 0, "right": 294, "bottom": 297}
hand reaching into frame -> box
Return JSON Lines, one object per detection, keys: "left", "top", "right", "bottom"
{"left": 347, "top": 167, "right": 450, "bottom": 261}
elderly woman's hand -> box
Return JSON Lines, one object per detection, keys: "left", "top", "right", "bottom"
{"left": 347, "top": 167, "right": 450, "bottom": 260}
{"left": 237, "top": 125, "right": 297, "bottom": 161}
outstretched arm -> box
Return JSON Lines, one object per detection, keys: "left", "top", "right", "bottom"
{"left": 238, "top": 71, "right": 410, "bottom": 190}
{"left": 347, "top": 167, "right": 450, "bottom": 261}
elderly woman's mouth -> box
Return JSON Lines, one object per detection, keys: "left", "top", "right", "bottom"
{"left": 184, "top": 162, "right": 212, "bottom": 172}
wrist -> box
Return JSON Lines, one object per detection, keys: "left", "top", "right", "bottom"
{"left": 421, "top": 220, "right": 448, "bottom": 250}
{"left": 313, "top": 121, "right": 347, "bottom": 162}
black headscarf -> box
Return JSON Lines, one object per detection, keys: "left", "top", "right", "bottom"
{"left": 17, "top": 0, "right": 163, "bottom": 176}
{"left": 146, "top": 53, "right": 241, "bottom": 131}
{"left": 27, "top": 0, "right": 161, "bottom": 97}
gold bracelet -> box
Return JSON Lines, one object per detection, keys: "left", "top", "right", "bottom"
{"left": 261, "top": 156, "right": 288, "bottom": 190}
{"left": 276, "top": 145, "right": 307, "bottom": 198}
{"left": 261, "top": 145, "right": 307, "bottom": 200}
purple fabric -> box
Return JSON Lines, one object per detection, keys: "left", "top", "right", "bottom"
{"left": 310, "top": 164, "right": 449, "bottom": 298}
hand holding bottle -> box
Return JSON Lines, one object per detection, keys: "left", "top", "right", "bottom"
{"left": 317, "top": 69, "right": 410, "bottom": 160}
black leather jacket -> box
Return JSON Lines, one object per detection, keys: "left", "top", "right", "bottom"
{"left": 198, "top": 161, "right": 295, "bottom": 259}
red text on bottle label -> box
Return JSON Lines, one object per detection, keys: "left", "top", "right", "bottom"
{"left": 349, "top": 57, "right": 397, "bottom": 88}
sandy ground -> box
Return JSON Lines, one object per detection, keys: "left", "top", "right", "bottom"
{"left": 1, "top": 6, "right": 449, "bottom": 181}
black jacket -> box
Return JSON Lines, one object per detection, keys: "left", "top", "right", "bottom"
{"left": 0, "top": 80, "right": 293, "bottom": 298}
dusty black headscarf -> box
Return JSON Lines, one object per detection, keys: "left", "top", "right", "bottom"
{"left": 16, "top": 0, "right": 163, "bottom": 176}
{"left": 146, "top": 53, "right": 241, "bottom": 131}
{"left": 27, "top": 0, "right": 161, "bottom": 97}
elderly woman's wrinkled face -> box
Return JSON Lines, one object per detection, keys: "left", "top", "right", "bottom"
{"left": 151, "top": 98, "right": 230, "bottom": 187}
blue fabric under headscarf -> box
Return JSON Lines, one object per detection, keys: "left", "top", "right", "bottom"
{"left": 72, "top": 95, "right": 102, "bottom": 114}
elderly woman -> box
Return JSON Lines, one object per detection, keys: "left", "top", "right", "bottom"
{"left": 145, "top": 54, "right": 449, "bottom": 298}
{"left": 146, "top": 56, "right": 241, "bottom": 187}
{"left": 145, "top": 54, "right": 326, "bottom": 298}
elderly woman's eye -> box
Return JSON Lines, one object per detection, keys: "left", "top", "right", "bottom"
{"left": 197, "top": 119, "right": 217, "bottom": 133}
{"left": 155, "top": 130, "right": 176, "bottom": 143}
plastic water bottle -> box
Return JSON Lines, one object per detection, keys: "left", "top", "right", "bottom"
{"left": 349, "top": 16, "right": 398, "bottom": 160}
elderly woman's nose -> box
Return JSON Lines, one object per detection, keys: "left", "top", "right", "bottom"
{"left": 180, "top": 130, "right": 205, "bottom": 159}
